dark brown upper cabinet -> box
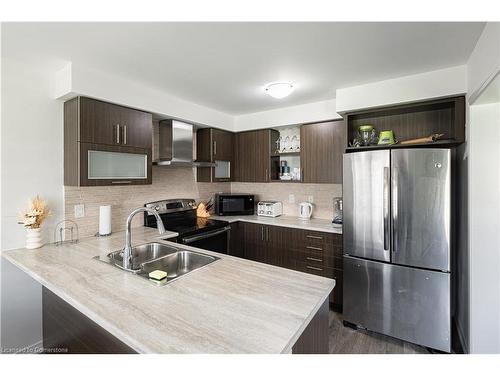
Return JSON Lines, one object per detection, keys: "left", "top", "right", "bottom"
{"left": 79, "top": 97, "right": 152, "bottom": 149}
{"left": 64, "top": 97, "right": 153, "bottom": 186}
{"left": 234, "top": 129, "right": 279, "bottom": 182}
{"left": 300, "top": 120, "right": 345, "bottom": 184}
{"left": 196, "top": 128, "right": 234, "bottom": 182}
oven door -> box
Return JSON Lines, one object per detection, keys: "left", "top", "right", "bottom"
{"left": 179, "top": 226, "right": 231, "bottom": 254}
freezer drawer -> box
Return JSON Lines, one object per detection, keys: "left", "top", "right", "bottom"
{"left": 343, "top": 256, "right": 451, "bottom": 352}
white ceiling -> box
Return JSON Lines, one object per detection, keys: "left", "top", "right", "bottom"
{"left": 2, "top": 22, "right": 485, "bottom": 115}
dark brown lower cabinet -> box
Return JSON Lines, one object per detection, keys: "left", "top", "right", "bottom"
{"left": 42, "top": 285, "right": 327, "bottom": 354}
{"left": 235, "top": 222, "right": 343, "bottom": 311}
{"left": 42, "top": 287, "right": 136, "bottom": 354}
{"left": 292, "top": 297, "right": 329, "bottom": 354}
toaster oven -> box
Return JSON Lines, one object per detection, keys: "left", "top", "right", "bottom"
{"left": 257, "top": 201, "right": 283, "bottom": 217}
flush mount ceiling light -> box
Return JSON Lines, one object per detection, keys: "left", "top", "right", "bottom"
{"left": 264, "top": 82, "right": 295, "bottom": 99}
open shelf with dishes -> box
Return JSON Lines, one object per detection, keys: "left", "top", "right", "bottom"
{"left": 270, "top": 125, "right": 302, "bottom": 182}
{"left": 344, "top": 96, "right": 465, "bottom": 152}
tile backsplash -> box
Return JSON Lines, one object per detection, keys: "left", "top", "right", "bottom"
{"left": 64, "top": 167, "right": 230, "bottom": 238}
{"left": 64, "top": 168, "right": 341, "bottom": 239}
{"left": 231, "top": 182, "right": 342, "bottom": 219}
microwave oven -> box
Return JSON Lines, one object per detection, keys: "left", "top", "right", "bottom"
{"left": 214, "top": 194, "right": 255, "bottom": 216}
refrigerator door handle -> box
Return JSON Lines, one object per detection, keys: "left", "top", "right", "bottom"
{"left": 383, "top": 166, "right": 390, "bottom": 251}
{"left": 392, "top": 166, "right": 398, "bottom": 253}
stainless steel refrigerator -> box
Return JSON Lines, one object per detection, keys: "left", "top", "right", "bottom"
{"left": 343, "top": 148, "right": 452, "bottom": 352}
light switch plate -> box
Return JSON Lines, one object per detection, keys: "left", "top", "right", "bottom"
{"left": 288, "top": 194, "right": 295, "bottom": 204}
{"left": 307, "top": 195, "right": 314, "bottom": 203}
{"left": 74, "top": 204, "right": 85, "bottom": 218}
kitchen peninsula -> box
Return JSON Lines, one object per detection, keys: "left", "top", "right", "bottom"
{"left": 2, "top": 227, "right": 334, "bottom": 354}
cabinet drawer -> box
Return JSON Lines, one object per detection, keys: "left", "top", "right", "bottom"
{"left": 298, "top": 231, "right": 342, "bottom": 257}
{"left": 293, "top": 249, "right": 343, "bottom": 269}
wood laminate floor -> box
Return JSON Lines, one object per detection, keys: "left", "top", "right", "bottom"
{"left": 329, "top": 310, "right": 429, "bottom": 354}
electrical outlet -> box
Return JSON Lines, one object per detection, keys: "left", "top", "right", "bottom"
{"left": 74, "top": 204, "right": 85, "bottom": 218}
{"left": 307, "top": 195, "right": 314, "bottom": 203}
{"left": 288, "top": 194, "right": 295, "bottom": 204}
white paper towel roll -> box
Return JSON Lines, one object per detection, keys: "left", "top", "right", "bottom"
{"left": 99, "top": 205, "right": 112, "bottom": 235}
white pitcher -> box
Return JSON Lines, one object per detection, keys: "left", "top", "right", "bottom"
{"left": 299, "top": 202, "right": 313, "bottom": 220}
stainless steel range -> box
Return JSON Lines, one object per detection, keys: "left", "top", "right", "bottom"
{"left": 144, "top": 199, "right": 230, "bottom": 254}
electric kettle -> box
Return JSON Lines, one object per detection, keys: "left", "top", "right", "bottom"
{"left": 299, "top": 202, "right": 313, "bottom": 220}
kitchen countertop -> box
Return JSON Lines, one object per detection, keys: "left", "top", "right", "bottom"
{"left": 2, "top": 227, "right": 334, "bottom": 353}
{"left": 212, "top": 215, "right": 343, "bottom": 234}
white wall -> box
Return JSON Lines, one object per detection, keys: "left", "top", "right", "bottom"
{"left": 335, "top": 65, "right": 467, "bottom": 113}
{"left": 0, "top": 56, "right": 64, "bottom": 351}
{"left": 468, "top": 101, "right": 500, "bottom": 353}
{"left": 466, "top": 22, "right": 500, "bottom": 354}
{"left": 467, "top": 23, "right": 500, "bottom": 100}
{"left": 234, "top": 99, "right": 341, "bottom": 131}
{"left": 56, "top": 63, "right": 235, "bottom": 131}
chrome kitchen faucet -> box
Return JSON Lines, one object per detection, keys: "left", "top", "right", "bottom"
{"left": 123, "top": 207, "right": 167, "bottom": 270}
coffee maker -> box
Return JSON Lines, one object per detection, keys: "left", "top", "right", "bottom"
{"left": 332, "top": 197, "right": 342, "bottom": 225}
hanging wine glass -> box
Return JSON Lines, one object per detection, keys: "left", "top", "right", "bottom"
{"left": 291, "top": 135, "right": 299, "bottom": 151}
{"left": 283, "top": 136, "right": 290, "bottom": 152}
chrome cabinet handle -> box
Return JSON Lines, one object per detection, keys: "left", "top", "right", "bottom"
{"left": 111, "top": 181, "right": 131, "bottom": 184}
{"left": 123, "top": 125, "right": 127, "bottom": 145}
{"left": 261, "top": 226, "right": 264, "bottom": 241}
{"left": 306, "top": 246, "right": 323, "bottom": 251}
{"left": 383, "top": 166, "right": 390, "bottom": 251}
{"left": 306, "top": 265, "right": 323, "bottom": 271}
{"left": 306, "top": 257, "right": 323, "bottom": 262}
{"left": 116, "top": 124, "right": 120, "bottom": 144}
{"left": 213, "top": 140, "right": 217, "bottom": 156}
{"left": 306, "top": 235, "right": 323, "bottom": 240}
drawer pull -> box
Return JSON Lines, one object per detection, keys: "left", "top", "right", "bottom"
{"left": 306, "top": 257, "right": 323, "bottom": 262}
{"left": 306, "top": 246, "right": 323, "bottom": 251}
{"left": 306, "top": 265, "right": 323, "bottom": 271}
{"left": 111, "top": 181, "right": 132, "bottom": 184}
{"left": 306, "top": 235, "right": 323, "bottom": 240}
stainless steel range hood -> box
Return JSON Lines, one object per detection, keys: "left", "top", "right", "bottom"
{"left": 153, "top": 120, "right": 215, "bottom": 167}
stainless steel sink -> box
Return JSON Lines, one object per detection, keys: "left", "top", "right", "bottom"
{"left": 107, "top": 242, "right": 178, "bottom": 271}
{"left": 99, "top": 242, "right": 218, "bottom": 284}
{"left": 138, "top": 250, "right": 218, "bottom": 284}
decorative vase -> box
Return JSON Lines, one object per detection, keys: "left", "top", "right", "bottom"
{"left": 26, "top": 228, "right": 43, "bottom": 249}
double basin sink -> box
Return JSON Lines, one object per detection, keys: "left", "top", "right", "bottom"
{"left": 105, "top": 242, "right": 218, "bottom": 285}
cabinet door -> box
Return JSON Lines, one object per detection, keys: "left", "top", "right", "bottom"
{"left": 254, "top": 130, "right": 272, "bottom": 182}
{"left": 120, "top": 107, "right": 152, "bottom": 149}
{"left": 212, "top": 129, "right": 234, "bottom": 182}
{"left": 212, "top": 129, "right": 234, "bottom": 161}
{"left": 234, "top": 131, "right": 257, "bottom": 182}
{"left": 234, "top": 129, "right": 275, "bottom": 182}
{"left": 242, "top": 222, "right": 261, "bottom": 261}
{"left": 79, "top": 143, "right": 152, "bottom": 186}
{"left": 300, "top": 120, "right": 345, "bottom": 183}
{"left": 79, "top": 97, "right": 120, "bottom": 146}
{"left": 228, "top": 222, "right": 244, "bottom": 258}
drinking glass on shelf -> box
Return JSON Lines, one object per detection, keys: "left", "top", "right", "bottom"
{"left": 275, "top": 137, "right": 282, "bottom": 154}
{"left": 291, "top": 135, "right": 299, "bottom": 151}
{"left": 283, "top": 136, "right": 290, "bottom": 152}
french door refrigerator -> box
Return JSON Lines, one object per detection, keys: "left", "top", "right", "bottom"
{"left": 343, "top": 148, "right": 452, "bottom": 352}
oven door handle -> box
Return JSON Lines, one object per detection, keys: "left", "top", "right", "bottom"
{"left": 181, "top": 226, "right": 231, "bottom": 244}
